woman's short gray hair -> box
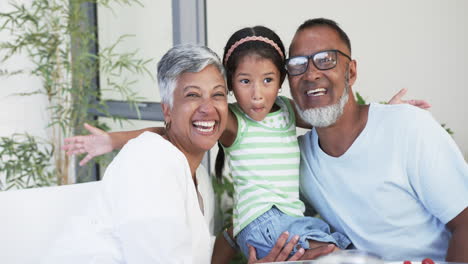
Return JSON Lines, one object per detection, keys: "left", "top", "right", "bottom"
{"left": 157, "top": 44, "right": 226, "bottom": 108}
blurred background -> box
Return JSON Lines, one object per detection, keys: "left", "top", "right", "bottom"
{"left": 1, "top": 0, "right": 467, "bottom": 185}
{"left": 0, "top": 1, "right": 466, "bottom": 263}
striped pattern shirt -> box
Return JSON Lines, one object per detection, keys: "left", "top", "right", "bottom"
{"left": 225, "top": 96, "right": 305, "bottom": 236}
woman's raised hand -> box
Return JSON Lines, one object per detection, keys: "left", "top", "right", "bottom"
{"left": 247, "top": 231, "right": 336, "bottom": 263}
{"left": 388, "top": 88, "right": 431, "bottom": 109}
{"left": 63, "top": 123, "right": 113, "bottom": 166}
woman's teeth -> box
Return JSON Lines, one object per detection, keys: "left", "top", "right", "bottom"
{"left": 307, "top": 88, "right": 327, "bottom": 97}
{"left": 193, "top": 121, "right": 215, "bottom": 132}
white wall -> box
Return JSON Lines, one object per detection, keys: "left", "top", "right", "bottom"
{"left": 2, "top": 0, "right": 467, "bottom": 176}
{"left": 98, "top": 0, "right": 172, "bottom": 102}
{"left": 207, "top": 0, "right": 468, "bottom": 158}
{"left": 0, "top": 0, "right": 49, "bottom": 140}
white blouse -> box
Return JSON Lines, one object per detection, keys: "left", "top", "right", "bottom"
{"left": 44, "top": 132, "right": 213, "bottom": 263}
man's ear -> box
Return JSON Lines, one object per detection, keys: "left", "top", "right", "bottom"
{"left": 161, "top": 103, "right": 171, "bottom": 124}
{"left": 347, "top": 60, "right": 357, "bottom": 86}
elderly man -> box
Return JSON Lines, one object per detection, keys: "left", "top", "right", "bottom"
{"left": 285, "top": 18, "right": 468, "bottom": 262}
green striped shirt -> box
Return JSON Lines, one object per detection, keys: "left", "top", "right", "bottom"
{"left": 224, "top": 96, "right": 305, "bottom": 236}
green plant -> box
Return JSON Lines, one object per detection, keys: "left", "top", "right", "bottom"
{"left": 441, "top": 124, "right": 454, "bottom": 136}
{"left": 212, "top": 174, "right": 235, "bottom": 229}
{"left": 0, "top": 0, "right": 151, "bottom": 190}
{"left": 0, "top": 134, "right": 55, "bottom": 190}
{"left": 212, "top": 174, "right": 247, "bottom": 263}
{"left": 355, "top": 91, "right": 367, "bottom": 105}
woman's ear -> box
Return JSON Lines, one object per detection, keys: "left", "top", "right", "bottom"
{"left": 161, "top": 103, "right": 171, "bottom": 125}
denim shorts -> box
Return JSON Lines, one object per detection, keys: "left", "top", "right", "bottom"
{"left": 236, "top": 206, "right": 351, "bottom": 259}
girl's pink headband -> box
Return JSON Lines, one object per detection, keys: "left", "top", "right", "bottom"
{"left": 224, "top": 36, "right": 284, "bottom": 65}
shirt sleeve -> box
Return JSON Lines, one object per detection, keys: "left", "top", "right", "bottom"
{"left": 101, "top": 134, "right": 194, "bottom": 263}
{"left": 408, "top": 110, "right": 468, "bottom": 224}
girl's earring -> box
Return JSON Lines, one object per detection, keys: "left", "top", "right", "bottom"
{"left": 278, "top": 88, "right": 282, "bottom": 94}
{"left": 229, "top": 90, "right": 234, "bottom": 96}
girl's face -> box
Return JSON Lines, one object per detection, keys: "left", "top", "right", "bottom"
{"left": 232, "top": 54, "right": 281, "bottom": 121}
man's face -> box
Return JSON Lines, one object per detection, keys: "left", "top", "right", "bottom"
{"left": 288, "top": 26, "right": 356, "bottom": 116}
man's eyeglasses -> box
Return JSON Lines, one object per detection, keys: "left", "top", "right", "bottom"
{"left": 285, "top": 49, "right": 352, "bottom": 76}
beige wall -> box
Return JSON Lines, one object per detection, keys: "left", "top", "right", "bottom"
{"left": 2, "top": 0, "right": 467, "bottom": 168}
{"left": 207, "top": 0, "right": 468, "bottom": 159}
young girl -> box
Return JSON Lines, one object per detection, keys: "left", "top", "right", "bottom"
{"left": 64, "top": 26, "right": 429, "bottom": 260}
{"left": 212, "top": 26, "right": 351, "bottom": 258}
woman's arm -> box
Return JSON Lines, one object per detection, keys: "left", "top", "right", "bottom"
{"left": 247, "top": 232, "right": 336, "bottom": 263}
{"left": 65, "top": 106, "right": 240, "bottom": 166}
{"left": 387, "top": 88, "right": 431, "bottom": 109}
{"left": 218, "top": 108, "right": 238, "bottom": 147}
{"left": 211, "top": 227, "right": 237, "bottom": 264}
{"left": 63, "top": 123, "right": 165, "bottom": 166}
{"left": 212, "top": 227, "right": 336, "bottom": 263}
{"left": 212, "top": 228, "right": 307, "bottom": 264}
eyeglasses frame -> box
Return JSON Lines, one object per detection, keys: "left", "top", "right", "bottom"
{"left": 285, "top": 49, "right": 352, "bottom": 76}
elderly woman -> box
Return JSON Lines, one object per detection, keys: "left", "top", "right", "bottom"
{"left": 42, "top": 44, "right": 227, "bottom": 263}
{"left": 45, "top": 44, "right": 327, "bottom": 263}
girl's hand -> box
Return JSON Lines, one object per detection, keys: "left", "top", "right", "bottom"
{"left": 63, "top": 123, "right": 113, "bottom": 166}
{"left": 388, "top": 88, "right": 431, "bottom": 109}
{"left": 247, "top": 232, "right": 335, "bottom": 263}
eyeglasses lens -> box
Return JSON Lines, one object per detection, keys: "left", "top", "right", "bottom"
{"left": 286, "top": 56, "right": 308, "bottom": 76}
{"left": 314, "top": 51, "right": 337, "bottom": 70}
{"left": 286, "top": 50, "right": 338, "bottom": 76}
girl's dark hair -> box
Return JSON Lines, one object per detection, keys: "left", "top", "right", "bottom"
{"left": 215, "top": 26, "right": 286, "bottom": 181}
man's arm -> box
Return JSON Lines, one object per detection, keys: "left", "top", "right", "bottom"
{"left": 409, "top": 108, "right": 468, "bottom": 262}
{"left": 446, "top": 207, "right": 468, "bottom": 262}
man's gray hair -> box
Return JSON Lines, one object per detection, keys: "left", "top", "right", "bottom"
{"left": 157, "top": 44, "right": 226, "bottom": 108}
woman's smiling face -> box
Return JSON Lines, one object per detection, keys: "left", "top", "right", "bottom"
{"left": 163, "top": 64, "right": 228, "bottom": 154}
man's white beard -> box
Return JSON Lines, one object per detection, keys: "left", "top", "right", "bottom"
{"left": 296, "top": 85, "right": 349, "bottom": 128}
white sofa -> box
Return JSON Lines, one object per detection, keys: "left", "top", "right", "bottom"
{"left": 0, "top": 165, "right": 216, "bottom": 264}
{"left": 0, "top": 182, "right": 101, "bottom": 264}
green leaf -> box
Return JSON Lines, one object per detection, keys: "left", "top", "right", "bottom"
{"left": 355, "top": 91, "right": 366, "bottom": 105}
{"left": 441, "top": 123, "right": 454, "bottom": 136}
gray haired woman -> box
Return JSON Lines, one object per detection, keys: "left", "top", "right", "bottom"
{"left": 44, "top": 44, "right": 228, "bottom": 263}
